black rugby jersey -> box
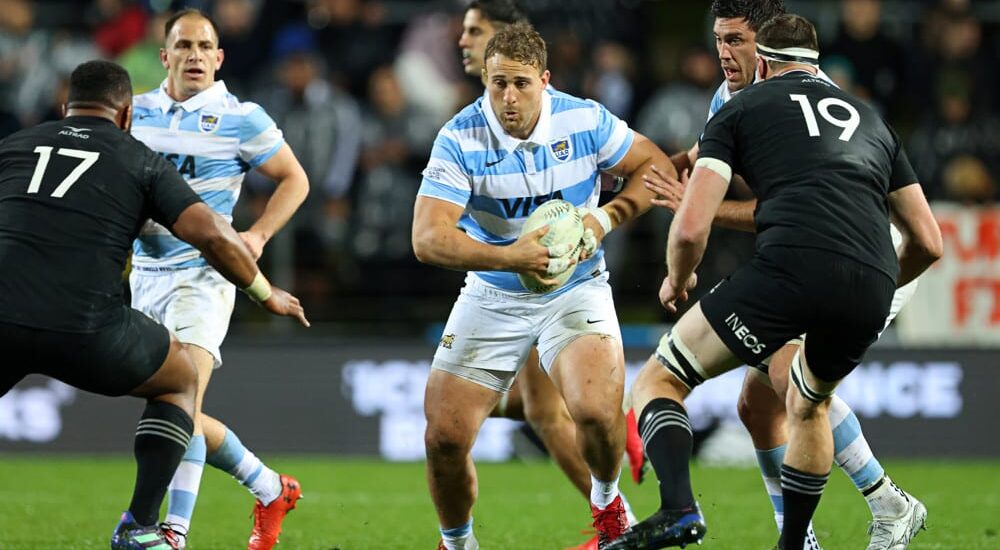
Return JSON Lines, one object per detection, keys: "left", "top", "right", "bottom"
{"left": 698, "top": 71, "right": 918, "bottom": 280}
{"left": 0, "top": 116, "right": 201, "bottom": 331}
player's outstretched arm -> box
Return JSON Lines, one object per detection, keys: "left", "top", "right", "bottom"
{"left": 644, "top": 163, "right": 756, "bottom": 232}
{"left": 412, "top": 196, "right": 567, "bottom": 286}
{"left": 598, "top": 131, "right": 673, "bottom": 231}
{"left": 661, "top": 161, "right": 730, "bottom": 312}
{"left": 240, "top": 144, "right": 310, "bottom": 258}
{"left": 888, "top": 183, "right": 943, "bottom": 287}
{"left": 170, "top": 202, "right": 310, "bottom": 326}
{"left": 669, "top": 140, "right": 698, "bottom": 176}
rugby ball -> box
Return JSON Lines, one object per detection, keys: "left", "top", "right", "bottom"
{"left": 516, "top": 199, "right": 585, "bottom": 294}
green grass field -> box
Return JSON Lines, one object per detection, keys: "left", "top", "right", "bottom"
{"left": 1, "top": 457, "right": 998, "bottom": 549}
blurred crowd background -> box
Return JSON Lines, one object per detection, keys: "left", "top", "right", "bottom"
{"left": 1, "top": 0, "right": 996, "bottom": 331}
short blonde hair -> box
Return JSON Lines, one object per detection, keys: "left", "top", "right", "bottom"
{"left": 483, "top": 21, "right": 547, "bottom": 72}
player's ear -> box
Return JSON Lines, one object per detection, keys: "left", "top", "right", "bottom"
{"left": 540, "top": 69, "right": 550, "bottom": 88}
{"left": 119, "top": 103, "right": 133, "bottom": 132}
{"left": 216, "top": 47, "right": 224, "bottom": 71}
{"left": 756, "top": 56, "right": 767, "bottom": 81}
{"left": 160, "top": 48, "right": 169, "bottom": 69}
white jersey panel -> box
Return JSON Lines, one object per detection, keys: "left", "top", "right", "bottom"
{"left": 130, "top": 80, "right": 284, "bottom": 269}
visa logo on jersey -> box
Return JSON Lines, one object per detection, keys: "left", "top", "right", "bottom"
{"left": 159, "top": 152, "right": 197, "bottom": 178}
{"left": 499, "top": 189, "right": 564, "bottom": 218}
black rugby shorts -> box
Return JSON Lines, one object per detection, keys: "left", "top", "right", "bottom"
{"left": 0, "top": 306, "right": 170, "bottom": 396}
{"left": 700, "top": 246, "right": 894, "bottom": 382}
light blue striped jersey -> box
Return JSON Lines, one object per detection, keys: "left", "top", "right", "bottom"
{"left": 707, "top": 68, "right": 833, "bottom": 121}
{"left": 130, "top": 80, "right": 284, "bottom": 268}
{"left": 418, "top": 88, "right": 634, "bottom": 294}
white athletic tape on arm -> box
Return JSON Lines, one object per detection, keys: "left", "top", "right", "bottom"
{"left": 583, "top": 207, "right": 613, "bottom": 235}
{"left": 243, "top": 272, "right": 272, "bottom": 302}
{"left": 694, "top": 157, "right": 733, "bottom": 183}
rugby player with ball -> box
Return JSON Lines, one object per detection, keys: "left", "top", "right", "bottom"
{"left": 412, "top": 22, "right": 674, "bottom": 550}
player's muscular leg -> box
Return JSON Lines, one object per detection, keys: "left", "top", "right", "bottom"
{"left": 200, "top": 414, "right": 228, "bottom": 454}
{"left": 424, "top": 369, "right": 503, "bottom": 528}
{"left": 549, "top": 334, "right": 625, "bottom": 481}
{"left": 737, "top": 370, "right": 787, "bottom": 449}
{"left": 766, "top": 343, "right": 799, "bottom": 400}
{"left": 129, "top": 334, "right": 198, "bottom": 416}
{"left": 521, "top": 355, "right": 591, "bottom": 496}
{"left": 489, "top": 372, "right": 525, "bottom": 420}
{"left": 784, "top": 351, "right": 837, "bottom": 475}
{"left": 182, "top": 344, "right": 216, "bottom": 435}
{"left": 488, "top": 347, "right": 542, "bottom": 421}
{"left": 632, "top": 303, "right": 741, "bottom": 416}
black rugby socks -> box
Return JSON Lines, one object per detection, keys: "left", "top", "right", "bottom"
{"left": 638, "top": 398, "right": 696, "bottom": 511}
{"left": 779, "top": 464, "right": 829, "bottom": 550}
{"left": 128, "top": 400, "right": 194, "bottom": 525}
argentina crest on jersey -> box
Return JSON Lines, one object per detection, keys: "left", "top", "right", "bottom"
{"left": 199, "top": 112, "right": 222, "bottom": 133}
{"left": 548, "top": 136, "right": 572, "bottom": 162}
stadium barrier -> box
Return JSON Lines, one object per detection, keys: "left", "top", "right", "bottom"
{"left": 0, "top": 338, "right": 992, "bottom": 458}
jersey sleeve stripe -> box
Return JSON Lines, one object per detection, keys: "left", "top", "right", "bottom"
{"left": 238, "top": 107, "right": 278, "bottom": 142}
{"left": 418, "top": 179, "right": 471, "bottom": 207}
{"left": 598, "top": 124, "right": 634, "bottom": 170}
{"left": 422, "top": 156, "right": 470, "bottom": 190}
{"left": 459, "top": 217, "right": 515, "bottom": 244}
{"left": 245, "top": 139, "right": 283, "bottom": 168}
{"left": 430, "top": 133, "right": 465, "bottom": 163}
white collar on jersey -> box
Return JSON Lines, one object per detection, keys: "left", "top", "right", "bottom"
{"left": 482, "top": 86, "right": 553, "bottom": 153}
{"left": 153, "top": 79, "right": 229, "bottom": 114}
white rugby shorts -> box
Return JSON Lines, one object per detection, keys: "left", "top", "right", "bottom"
{"left": 432, "top": 273, "right": 622, "bottom": 391}
{"left": 129, "top": 265, "right": 236, "bottom": 368}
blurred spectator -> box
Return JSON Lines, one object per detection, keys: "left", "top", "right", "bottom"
{"left": 118, "top": 10, "right": 171, "bottom": 94}
{"left": 636, "top": 45, "right": 717, "bottom": 153}
{"left": 353, "top": 65, "right": 437, "bottom": 255}
{"left": 250, "top": 48, "right": 363, "bottom": 300}
{"left": 908, "top": 76, "right": 1000, "bottom": 201}
{"left": 0, "top": 0, "right": 98, "bottom": 125}
{"left": 393, "top": 9, "right": 466, "bottom": 124}
{"left": 89, "top": 0, "right": 148, "bottom": 58}
{"left": 308, "top": 0, "right": 397, "bottom": 99}
{"left": 942, "top": 155, "right": 995, "bottom": 204}
{"left": 585, "top": 41, "right": 636, "bottom": 119}
{"left": 213, "top": 0, "right": 269, "bottom": 97}
{"left": 914, "top": 1, "right": 995, "bottom": 118}
{"left": 547, "top": 29, "right": 586, "bottom": 97}
{"left": 37, "top": 75, "right": 70, "bottom": 124}
{"left": 824, "top": 0, "right": 905, "bottom": 117}
{"left": 820, "top": 55, "right": 859, "bottom": 97}
{"left": 350, "top": 65, "right": 438, "bottom": 292}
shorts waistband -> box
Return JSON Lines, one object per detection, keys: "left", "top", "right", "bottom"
{"left": 465, "top": 273, "right": 552, "bottom": 302}
{"left": 132, "top": 265, "right": 198, "bottom": 273}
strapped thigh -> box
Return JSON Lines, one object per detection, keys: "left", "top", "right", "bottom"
{"left": 789, "top": 348, "right": 837, "bottom": 403}
{"left": 654, "top": 332, "right": 709, "bottom": 390}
